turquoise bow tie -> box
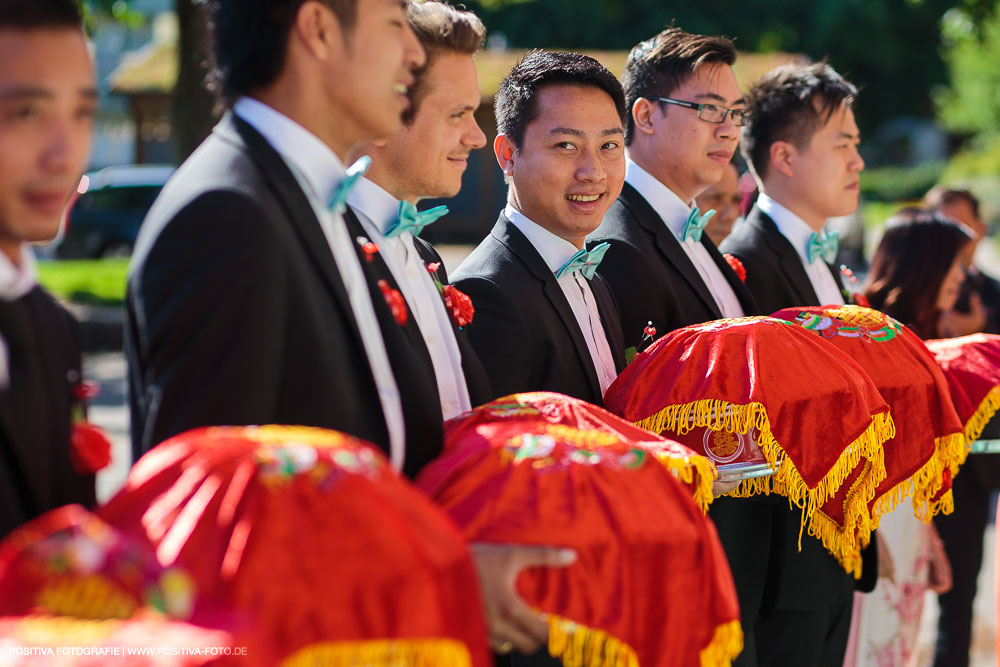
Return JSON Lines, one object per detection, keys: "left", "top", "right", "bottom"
{"left": 386, "top": 201, "right": 449, "bottom": 238}
{"left": 682, "top": 207, "right": 716, "bottom": 243}
{"left": 807, "top": 229, "right": 840, "bottom": 264}
{"left": 327, "top": 155, "right": 372, "bottom": 214}
{"left": 555, "top": 242, "right": 610, "bottom": 280}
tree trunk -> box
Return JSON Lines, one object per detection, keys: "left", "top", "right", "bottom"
{"left": 171, "top": 0, "right": 215, "bottom": 162}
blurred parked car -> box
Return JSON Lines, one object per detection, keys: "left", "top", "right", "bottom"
{"left": 56, "top": 164, "right": 174, "bottom": 259}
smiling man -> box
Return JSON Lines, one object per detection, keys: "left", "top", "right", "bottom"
{"left": 125, "top": 0, "right": 439, "bottom": 475}
{"left": 589, "top": 27, "right": 757, "bottom": 349}
{"left": 0, "top": 0, "right": 97, "bottom": 538}
{"left": 347, "top": 1, "right": 491, "bottom": 420}
{"left": 451, "top": 50, "right": 627, "bottom": 407}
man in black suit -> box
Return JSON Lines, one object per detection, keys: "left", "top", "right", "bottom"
{"left": 348, "top": 1, "right": 492, "bottom": 416}
{"left": 0, "top": 0, "right": 97, "bottom": 538}
{"left": 589, "top": 28, "right": 756, "bottom": 350}
{"left": 719, "top": 63, "right": 871, "bottom": 667}
{"left": 125, "top": 0, "right": 442, "bottom": 477}
{"left": 451, "top": 51, "right": 627, "bottom": 407}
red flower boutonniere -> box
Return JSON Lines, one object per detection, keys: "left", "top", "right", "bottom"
{"left": 357, "top": 236, "right": 379, "bottom": 263}
{"left": 723, "top": 253, "right": 746, "bottom": 283}
{"left": 70, "top": 380, "right": 112, "bottom": 475}
{"left": 442, "top": 284, "right": 475, "bottom": 329}
{"left": 378, "top": 279, "right": 409, "bottom": 326}
{"left": 839, "top": 264, "right": 870, "bottom": 307}
{"left": 852, "top": 292, "right": 871, "bottom": 308}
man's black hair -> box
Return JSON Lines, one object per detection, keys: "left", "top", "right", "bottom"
{"left": 494, "top": 49, "right": 626, "bottom": 149}
{"left": 203, "top": 0, "right": 358, "bottom": 106}
{"left": 0, "top": 0, "right": 83, "bottom": 29}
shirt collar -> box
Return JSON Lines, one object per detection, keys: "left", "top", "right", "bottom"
{"left": 233, "top": 96, "right": 346, "bottom": 206}
{"left": 504, "top": 204, "right": 581, "bottom": 274}
{"left": 756, "top": 192, "right": 827, "bottom": 262}
{"left": 625, "top": 158, "right": 694, "bottom": 240}
{"left": 0, "top": 245, "right": 37, "bottom": 301}
{"left": 347, "top": 176, "right": 401, "bottom": 239}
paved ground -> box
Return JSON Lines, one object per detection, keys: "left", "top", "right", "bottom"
{"left": 82, "top": 242, "right": 999, "bottom": 666}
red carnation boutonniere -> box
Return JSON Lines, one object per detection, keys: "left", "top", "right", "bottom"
{"left": 723, "top": 253, "right": 746, "bottom": 283}
{"left": 839, "top": 264, "right": 870, "bottom": 307}
{"left": 377, "top": 279, "right": 409, "bottom": 326}
{"left": 852, "top": 292, "right": 871, "bottom": 308}
{"left": 70, "top": 380, "right": 112, "bottom": 475}
{"left": 442, "top": 284, "right": 475, "bottom": 329}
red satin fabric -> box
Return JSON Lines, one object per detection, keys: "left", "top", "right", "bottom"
{"left": 98, "top": 426, "right": 490, "bottom": 667}
{"left": 924, "top": 333, "right": 1000, "bottom": 433}
{"left": 605, "top": 317, "right": 889, "bottom": 490}
{"left": 418, "top": 398, "right": 741, "bottom": 667}
{"left": 774, "top": 306, "right": 964, "bottom": 521}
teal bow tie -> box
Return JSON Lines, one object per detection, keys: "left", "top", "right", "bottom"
{"left": 386, "top": 200, "right": 449, "bottom": 238}
{"left": 807, "top": 229, "right": 840, "bottom": 264}
{"left": 682, "top": 207, "right": 716, "bottom": 243}
{"left": 327, "top": 155, "right": 372, "bottom": 214}
{"left": 555, "top": 242, "right": 610, "bottom": 280}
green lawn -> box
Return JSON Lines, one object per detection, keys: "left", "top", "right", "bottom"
{"left": 37, "top": 258, "right": 129, "bottom": 306}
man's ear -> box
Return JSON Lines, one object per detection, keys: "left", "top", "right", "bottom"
{"left": 768, "top": 140, "right": 797, "bottom": 180}
{"left": 495, "top": 134, "right": 516, "bottom": 177}
{"left": 292, "top": 0, "right": 344, "bottom": 61}
{"left": 631, "top": 97, "right": 658, "bottom": 137}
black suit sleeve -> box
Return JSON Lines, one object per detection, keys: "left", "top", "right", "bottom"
{"left": 453, "top": 275, "right": 533, "bottom": 401}
{"left": 594, "top": 238, "right": 673, "bottom": 349}
{"left": 130, "top": 191, "right": 289, "bottom": 452}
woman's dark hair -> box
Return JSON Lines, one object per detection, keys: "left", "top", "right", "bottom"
{"left": 0, "top": 0, "right": 82, "bottom": 29}
{"left": 864, "top": 206, "right": 974, "bottom": 339}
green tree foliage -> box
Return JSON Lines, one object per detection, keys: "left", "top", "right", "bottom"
{"left": 937, "top": 0, "right": 1000, "bottom": 138}
{"left": 462, "top": 0, "right": 985, "bottom": 136}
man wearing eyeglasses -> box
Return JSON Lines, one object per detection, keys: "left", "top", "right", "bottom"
{"left": 588, "top": 27, "right": 757, "bottom": 352}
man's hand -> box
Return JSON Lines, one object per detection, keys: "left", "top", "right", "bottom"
{"left": 469, "top": 543, "right": 577, "bottom": 655}
{"left": 940, "top": 292, "right": 987, "bottom": 337}
{"left": 712, "top": 479, "right": 741, "bottom": 497}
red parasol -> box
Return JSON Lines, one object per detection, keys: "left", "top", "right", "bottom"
{"left": 773, "top": 305, "right": 967, "bottom": 526}
{"left": 418, "top": 398, "right": 742, "bottom": 667}
{"left": 98, "top": 425, "right": 489, "bottom": 667}
{"left": 604, "top": 316, "right": 894, "bottom": 577}
{"left": 924, "top": 333, "right": 1000, "bottom": 444}
{"left": 441, "top": 391, "right": 718, "bottom": 511}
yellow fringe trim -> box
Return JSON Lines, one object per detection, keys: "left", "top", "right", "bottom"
{"left": 652, "top": 450, "right": 718, "bottom": 513}
{"left": 281, "top": 639, "right": 472, "bottom": 667}
{"left": 547, "top": 613, "right": 639, "bottom": 667}
{"left": 699, "top": 619, "right": 744, "bottom": 667}
{"left": 870, "top": 431, "right": 967, "bottom": 526}
{"left": 635, "top": 400, "right": 892, "bottom": 577}
{"left": 963, "top": 385, "right": 1000, "bottom": 444}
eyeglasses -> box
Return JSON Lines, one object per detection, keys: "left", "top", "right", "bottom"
{"left": 650, "top": 97, "right": 750, "bottom": 127}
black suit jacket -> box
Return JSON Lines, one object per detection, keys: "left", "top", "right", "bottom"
{"left": 126, "top": 114, "right": 443, "bottom": 479}
{"left": 0, "top": 287, "right": 96, "bottom": 539}
{"left": 451, "top": 215, "right": 626, "bottom": 406}
{"left": 588, "top": 183, "right": 758, "bottom": 348}
{"left": 720, "top": 206, "right": 845, "bottom": 315}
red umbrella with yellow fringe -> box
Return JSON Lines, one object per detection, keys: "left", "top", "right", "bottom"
{"left": 0, "top": 505, "right": 248, "bottom": 665}
{"left": 417, "top": 397, "right": 742, "bottom": 667}
{"left": 603, "top": 316, "right": 894, "bottom": 578}
{"left": 441, "top": 391, "right": 719, "bottom": 511}
{"left": 924, "top": 333, "right": 1000, "bottom": 444}
{"left": 97, "top": 425, "right": 490, "bottom": 667}
{"left": 772, "top": 305, "right": 967, "bottom": 528}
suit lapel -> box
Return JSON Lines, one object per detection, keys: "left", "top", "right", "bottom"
{"left": 620, "top": 183, "right": 722, "bottom": 318}
{"left": 753, "top": 209, "right": 821, "bottom": 307}
{"left": 702, "top": 236, "right": 759, "bottom": 315}
{"left": 590, "top": 276, "right": 627, "bottom": 373}
{"left": 228, "top": 115, "right": 363, "bottom": 336}
{"left": 494, "top": 216, "right": 603, "bottom": 401}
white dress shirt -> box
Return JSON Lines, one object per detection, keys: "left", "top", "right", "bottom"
{"left": 0, "top": 245, "right": 34, "bottom": 390}
{"left": 233, "top": 97, "right": 407, "bottom": 470}
{"left": 757, "top": 193, "right": 845, "bottom": 306}
{"left": 625, "top": 159, "right": 744, "bottom": 318}
{"left": 505, "top": 205, "right": 618, "bottom": 395}
{"left": 348, "top": 177, "right": 472, "bottom": 419}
